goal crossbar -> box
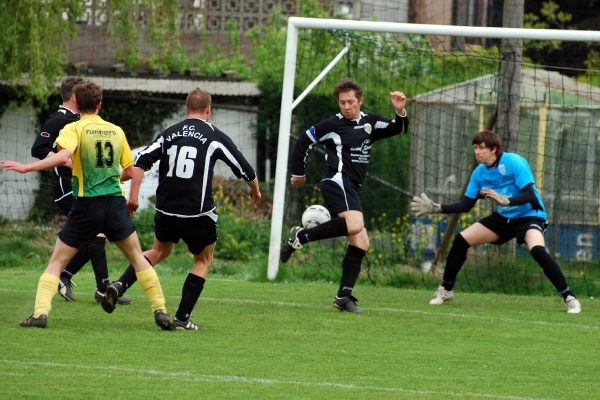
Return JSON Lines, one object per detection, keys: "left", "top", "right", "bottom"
{"left": 267, "top": 17, "right": 600, "bottom": 280}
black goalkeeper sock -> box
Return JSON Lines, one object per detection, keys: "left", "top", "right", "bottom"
{"left": 441, "top": 233, "right": 470, "bottom": 291}
{"left": 530, "top": 245, "right": 574, "bottom": 299}
{"left": 337, "top": 245, "right": 366, "bottom": 298}
{"left": 175, "top": 274, "right": 206, "bottom": 321}
{"left": 299, "top": 217, "right": 349, "bottom": 245}
{"left": 61, "top": 246, "right": 91, "bottom": 279}
{"left": 88, "top": 237, "right": 109, "bottom": 292}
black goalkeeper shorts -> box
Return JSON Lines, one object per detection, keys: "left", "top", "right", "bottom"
{"left": 478, "top": 212, "right": 547, "bottom": 246}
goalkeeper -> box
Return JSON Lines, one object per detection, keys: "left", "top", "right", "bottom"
{"left": 410, "top": 130, "right": 581, "bottom": 314}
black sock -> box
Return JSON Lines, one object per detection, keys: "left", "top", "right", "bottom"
{"left": 61, "top": 247, "right": 91, "bottom": 280}
{"left": 88, "top": 237, "right": 109, "bottom": 292}
{"left": 530, "top": 245, "right": 574, "bottom": 299}
{"left": 337, "top": 245, "right": 366, "bottom": 298}
{"left": 299, "top": 217, "right": 349, "bottom": 245}
{"left": 441, "top": 233, "right": 470, "bottom": 291}
{"left": 175, "top": 274, "right": 206, "bottom": 321}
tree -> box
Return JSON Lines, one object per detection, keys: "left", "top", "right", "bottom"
{"left": 0, "top": 0, "right": 83, "bottom": 102}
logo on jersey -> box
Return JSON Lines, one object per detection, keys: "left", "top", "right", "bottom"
{"left": 498, "top": 164, "right": 506, "bottom": 175}
{"left": 41, "top": 132, "right": 50, "bottom": 138}
{"left": 353, "top": 123, "right": 372, "bottom": 134}
{"left": 350, "top": 139, "right": 372, "bottom": 155}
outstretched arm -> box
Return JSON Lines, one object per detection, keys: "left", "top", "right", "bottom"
{"left": 411, "top": 193, "right": 477, "bottom": 216}
{"left": 0, "top": 148, "right": 72, "bottom": 173}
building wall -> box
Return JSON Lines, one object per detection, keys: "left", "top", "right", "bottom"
{"left": 68, "top": 0, "right": 411, "bottom": 70}
{"left": 0, "top": 104, "right": 257, "bottom": 220}
{"left": 0, "top": 106, "right": 40, "bottom": 221}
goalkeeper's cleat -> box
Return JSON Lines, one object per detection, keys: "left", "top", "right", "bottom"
{"left": 333, "top": 295, "right": 362, "bottom": 314}
{"left": 94, "top": 290, "right": 132, "bottom": 305}
{"left": 101, "top": 282, "right": 124, "bottom": 314}
{"left": 429, "top": 285, "right": 454, "bottom": 305}
{"left": 280, "top": 226, "right": 304, "bottom": 263}
{"left": 566, "top": 295, "right": 581, "bottom": 314}
{"left": 173, "top": 317, "right": 200, "bottom": 331}
{"left": 19, "top": 314, "right": 47, "bottom": 328}
{"left": 58, "top": 277, "right": 77, "bottom": 302}
{"left": 154, "top": 310, "right": 174, "bottom": 331}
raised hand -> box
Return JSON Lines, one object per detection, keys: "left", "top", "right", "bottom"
{"left": 390, "top": 91, "right": 407, "bottom": 115}
{"left": 480, "top": 188, "right": 510, "bottom": 206}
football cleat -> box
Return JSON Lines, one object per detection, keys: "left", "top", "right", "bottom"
{"left": 154, "top": 310, "right": 174, "bottom": 331}
{"left": 101, "top": 282, "right": 124, "bottom": 314}
{"left": 58, "top": 278, "right": 77, "bottom": 302}
{"left": 173, "top": 317, "right": 200, "bottom": 331}
{"left": 95, "top": 290, "right": 132, "bottom": 305}
{"left": 333, "top": 295, "right": 362, "bottom": 314}
{"left": 566, "top": 295, "right": 581, "bottom": 314}
{"left": 20, "top": 314, "right": 47, "bottom": 328}
{"left": 429, "top": 285, "right": 454, "bottom": 305}
{"left": 280, "top": 226, "right": 304, "bottom": 263}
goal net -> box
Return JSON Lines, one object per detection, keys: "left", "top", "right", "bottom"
{"left": 269, "top": 17, "right": 600, "bottom": 297}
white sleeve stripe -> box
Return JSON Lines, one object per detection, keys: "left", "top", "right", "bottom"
{"left": 374, "top": 121, "right": 389, "bottom": 130}
{"left": 135, "top": 136, "right": 164, "bottom": 166}
{"left": 203, "top": 142, "right": 249, "bottom": 210}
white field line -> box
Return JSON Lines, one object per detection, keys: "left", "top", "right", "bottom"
{"left": 202, "top": 297, "right": 600, "bottom": 330}
{"left": 0, "top": 359, "right": 559, "bottom": 400}
{"left": 1, "top": 287, "right": 597, "bottom": 330}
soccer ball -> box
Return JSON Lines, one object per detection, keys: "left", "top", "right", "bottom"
{"left": 302, "top": 205, "right": 331, "bottom": 229}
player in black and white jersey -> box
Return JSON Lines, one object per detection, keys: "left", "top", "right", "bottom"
{"left": 30, "top": 76, "right": 131, "bottom": 305}
{"left": 280, "top": 78, "right": 408, "bottom": 314}
{"left": 101, "top": 88, "right": 261, "bottom": 330}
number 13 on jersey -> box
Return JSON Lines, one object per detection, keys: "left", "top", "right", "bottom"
{"left": 95, "top": 140, "right": 114, "bottom": 167}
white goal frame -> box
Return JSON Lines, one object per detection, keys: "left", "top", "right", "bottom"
{"left": 267, "top": 16, "right": 600, "bottom": 280}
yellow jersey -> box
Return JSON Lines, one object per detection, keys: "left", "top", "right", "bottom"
{"left": 56, "top": 114, "right": 134, "bottom": 198}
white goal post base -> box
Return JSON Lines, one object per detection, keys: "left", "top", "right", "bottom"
{"left": 267, "top": 16, "right": 600, "bottom": 280}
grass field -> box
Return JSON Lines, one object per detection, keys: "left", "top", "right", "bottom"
{"left": 1, "top": 268, "right": 599, "bottom": 400}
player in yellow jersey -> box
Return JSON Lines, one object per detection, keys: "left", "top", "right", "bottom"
{"left": 0, "top": 81, "right": 173, "bottom": 329}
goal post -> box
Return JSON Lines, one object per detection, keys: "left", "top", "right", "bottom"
{"left": 267, "top": 16, "right": 600, "bottom": 280}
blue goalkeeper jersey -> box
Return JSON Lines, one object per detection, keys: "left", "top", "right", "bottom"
{"left": 465, "top": 152, "right": 546, "bottom": 219}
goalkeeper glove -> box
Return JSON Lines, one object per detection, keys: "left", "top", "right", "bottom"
{"left": 410, "top": 193, "right": 441, "bottom": 217}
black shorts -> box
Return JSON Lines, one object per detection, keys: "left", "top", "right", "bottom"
{"left": 320, "top": 173, "right": 362, "bottom": 215}
{"left": 59, "top": 196, "right": 136, "bottom": 249}
{"left": 154, "top": 212, "right": 218, "bottom": 255}
{"left": 56, "top": 193, "right": 75, "bottom": 216}
{"left": 478, "top": 212, "right": 547, "bottom": 245}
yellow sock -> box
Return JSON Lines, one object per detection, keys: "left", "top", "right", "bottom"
{"left": 33, "top": 273, "right": 59, "bottom": 318}
{"left": 136, "top": 268, "right": 167, "bottom": 313}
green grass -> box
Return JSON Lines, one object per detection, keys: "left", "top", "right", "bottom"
{"left": 1, "top": 268, "right": 599, "bottom": 400}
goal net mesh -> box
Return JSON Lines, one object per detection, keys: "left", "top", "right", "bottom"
{"left": 280, "top": 26, "right": 600, "bottom": 297}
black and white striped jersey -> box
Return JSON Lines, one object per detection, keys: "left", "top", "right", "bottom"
{"left": 291, "top": 111, "right": 409, "bottom": 185}
{"left": 134, "top": 118, "right": 257, "bottom": 218}
{"left": 30, "top": 106, "right": 79, "bottom": 202}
